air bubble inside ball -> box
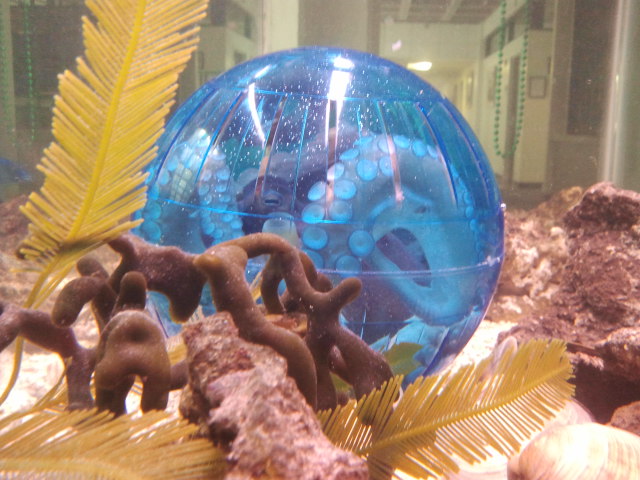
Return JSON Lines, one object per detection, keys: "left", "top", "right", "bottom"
{"left": 136, "top": 46, "right": 504, "bottom": 375}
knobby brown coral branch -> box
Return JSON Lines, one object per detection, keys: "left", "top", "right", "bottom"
{"left": 51, "top": 275, "right": 114, "bottom": 330}
{"left": 75, "top": 256, "right": 117, "bottom": 328}
{"left": 195, "top": 233, "right": 393, "bottom": 410}
{"left": 108, "top": 234, "right": 206, "bottom": 323}
{"left": 0, "top": 301, "right": 95, "bottom": 409}
{"left": 94, "top": 310, "right": 171, "bottom": 415}
{"left": 1, "top": 263, "right": 183, "bottom": 415}
{"left": 193, "top": 245, "right": 319, "bottom": 409}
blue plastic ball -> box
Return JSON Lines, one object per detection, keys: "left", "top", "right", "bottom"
{"left": 136, "top": 46, "right": 504, "bottom": 375}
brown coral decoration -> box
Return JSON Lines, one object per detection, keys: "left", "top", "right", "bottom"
{"left": 0, "top": 302, "right": 95, "bottom": 409}
{"left": 108, "top": 234, "right": 206, "bottom": 323}
{"left": 195, "top": 233, "right": 393, "bottom": 410}
{"left": 102, "top": 232, "right": 392, "bottom": 410}
{"left": 75, "top": 256, "right": 117, "bottom": 328}
{"left": 2, "top": 231, "right": 393, "bottom": 415}
{"left": 94, "top": 310, "right": 171, "bottom": 415}
{"left": 51, "top": 256, "right": 117, "bottom": 330}
{"left": 111, "top": 271, "right": 148, "bottom": 315}
{"left": 51, "top": 276, "right": 108, "bottom": 328}
{"left": 194, "top": 245, "right": 319, "bottom": 409}
{"left": 1, "top": 258, "right": 183, "bottom": 414}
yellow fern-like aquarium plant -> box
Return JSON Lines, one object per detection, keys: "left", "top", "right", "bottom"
{"left": 0, "top": 408, "right": 225, "bottom": 479}
{"left": 19, "top": 0, "right": 207, "bottom": 308}
{"left": 1, "top": 0, "right": 208, "bottom": 405}
{"left": 319, "top": 339, "right": 574, "bottom": 480}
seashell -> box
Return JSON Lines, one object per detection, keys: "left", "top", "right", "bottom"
{"left": 507, "top": 422, "right": 640, "bottom": 480}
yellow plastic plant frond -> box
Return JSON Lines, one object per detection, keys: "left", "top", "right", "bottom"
{"left": 18, "top": 0, "right": 208, "bottom": 309}
{"left": 318, "top": 376, "right": 404, "bottom": 453}
{"left": 0, "top": 409, "right": 225, "bottom": 479}
{"left": 319, "top": 339, "right": 574, "bottom": 480}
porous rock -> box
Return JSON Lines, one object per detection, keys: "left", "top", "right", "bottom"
{"left": 597, "top": 327, "right": 640, "bottom": 381}
{"left": 179, "top": 313, "right": 368, "bottom": 480}
{"left": 486, "top": 186, "right": 581, "bottom": 323}
{"left": 610, "top": 400, "right": 640, "bottom": 437}
{"left": 563, "top": 183, "right": 640, "bottom": 326}
{"left": 500, "top": 183, "right": 640, "bottom": 422}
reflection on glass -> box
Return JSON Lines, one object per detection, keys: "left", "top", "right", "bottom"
{"left": 0, "top": 0, "right": 627, "bottom": 207}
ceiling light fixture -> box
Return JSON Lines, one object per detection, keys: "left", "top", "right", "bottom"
{"left": 407, "top": 61, "right": 433, "bottom": 72}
